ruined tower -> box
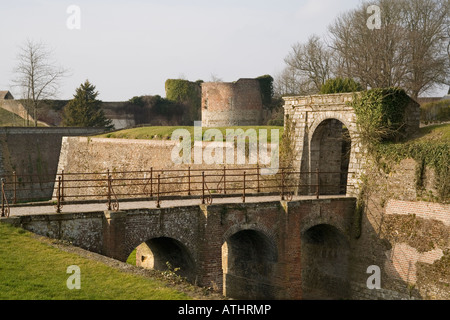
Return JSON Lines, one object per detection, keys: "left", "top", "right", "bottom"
{"left": 201, "top": 78, "right": 263, "bottom": 127}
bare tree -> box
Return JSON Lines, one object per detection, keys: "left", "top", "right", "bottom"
{"left": 283, "top": 35, "right": 335, "bottom": 93}
{"left": 12, "top": 39, "right": 68, "bottom": 126}
{"left": 328, "top": 0, "right": 449, "bottom": 99}
{"left": 273, "top": 66, "right": 309, "bottom": 97}
{"left": 402, "top": 0, "right": 450, "bottom": 98}
{"left": 328, "top": 0, "right": 409, "bottom": 90}
{"left": 210, "top": 73, "right": 223, "bottom": 82}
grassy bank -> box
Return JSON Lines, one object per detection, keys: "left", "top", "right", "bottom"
{"left": 0, "top": 223, "right": 191, "bottom": 300}
{"left": 376, "top": 123, "right": 450, "bottom": 202}
{"left": 97, "top": 125, "right": 284, "bottom": 143}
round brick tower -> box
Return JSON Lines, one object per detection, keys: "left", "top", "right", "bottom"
{"left": 201, "top": 78, "right": 263, "bottom": 127}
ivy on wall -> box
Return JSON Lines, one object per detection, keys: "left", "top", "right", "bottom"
{"left": 350, "top": 87, "right": 411, "bottom": 149}
{"left": 256, "top": 75, "right": 274, "bottom": 108}
{"left": 320, "top": 77, "right": 363, "bottom": 94}
{"left": 165, "top": 79, "right": 202, "bottom": 124}
{"left": 377, "top": 140, "right": 449, "bottom": 202}
{"left": 349, "top": 87, "right": 448, "bottom": 202}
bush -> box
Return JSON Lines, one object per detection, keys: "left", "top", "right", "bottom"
{"left": 349, "top": 88, "right": 411, "bottom": 148}
{"left": 320, "top": 77, "right": 363, "bottom": 94}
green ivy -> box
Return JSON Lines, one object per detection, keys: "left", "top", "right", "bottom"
{"left": 165, "top": 79, "right": 201, "bottom": 124}
{"left": 349, "top": 88, "right": 411, "bottom": 149}
{"left": 377, "top": 141, "right": 449, "bottom": 202}
{"left": 256, "top": 75, "right": 274, "bottom": 108}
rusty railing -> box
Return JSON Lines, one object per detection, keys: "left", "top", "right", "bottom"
{"left": 0, "top": 167, "right": 354, "bottom": 214}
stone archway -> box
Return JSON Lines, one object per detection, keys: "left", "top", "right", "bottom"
{"left": 135, "top": 237, "right": 196, "bottom": 282}
{"left": 222, "top": 229, "right": 278, "bottom": 299}
{"left": 309, "top": 119, "right": 351, "bottom": 195}
{"left": 301, "top": 224, "right": 351, "bottom": 299}
{"left": 283, "top": 93, "right": 363, "bottom": 197}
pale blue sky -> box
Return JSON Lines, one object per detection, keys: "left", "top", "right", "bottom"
{"left": 1, "top": 0, "right": 444, "bottom": 101}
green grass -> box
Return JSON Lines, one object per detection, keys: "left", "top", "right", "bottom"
{"left": 0, "top": 108, "right": 46, "bottom": 127}
{"left": 0, "top": 108, "right": 27, "bottom": 126}
{"left": 414, "top": 123, "right": 450, "bottom": 143}
{"left": 0, "top": 223, "right": 190, "bottom": 300}
{"left": 97, "top": 126, "right": 284, "bottom": 143}
{"left": 377, "top": 123, "right": 449, "bottom": 202}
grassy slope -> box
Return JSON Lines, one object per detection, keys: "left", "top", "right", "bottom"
{"left": 413, "top": 123, "right": 450, "bottom": 143}
{"left": 0, "top": 108, "right": 27, "bottom": 126}
{"left": 97, "top": 126, "right": 284, "bottom": 143}
{"left": 0, "top": 223, "right": 190, "bottom": 300}
{"left": 0, "top": 108, "right": 47, "bottom": 127}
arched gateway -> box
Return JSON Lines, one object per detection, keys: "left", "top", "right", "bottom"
{"left": 283, "top": 93, "right": 369, "bottom": 197}
{"left": 283, "top": 92, "right": 420, "bottom": 197}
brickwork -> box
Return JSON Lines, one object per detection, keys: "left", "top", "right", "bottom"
{"left": 1, "top": 197, "right": 356, "bottom": 300}
{"left": 386, "top": 200, "right": 450, "bottom": 226}
{"left": 348, "top": 155, "right": 449, "bottom": 300}
{"left": 201, "top": 79, "right": 263, "bottom": 127}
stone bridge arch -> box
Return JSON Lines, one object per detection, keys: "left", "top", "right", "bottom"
{"left": 301, "top": 223, "right": 351, "bottom": 299}
{"left": 134, "top": 237, "right": 196, "bottom": 282}
{"left": 102, "top": 208, "right": 202, "bottom": 282}
{"left": 221, "top": 225, "right": 279, "bottom": 299}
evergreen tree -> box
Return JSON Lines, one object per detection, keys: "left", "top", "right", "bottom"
{"left": 63, "top": 80, "right": 114, "bottom": 129}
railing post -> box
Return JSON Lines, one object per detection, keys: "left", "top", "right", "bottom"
{"left": 316, "top": 168, "right": 320, "bottom": 199}
{"left": 150, "top": 167, "right": 153, "bottom": 197}
{"left": 257, "top": 164, "right": 260, "bottom": 193}
{"left": 56, "top": 176, "right": 62, "bottom": 213}
{"left": 188, "top": 166, "right": 191, "bottom": 196}
{"left": 1, "top": 178, "right": 5, "bottom": 217}
{"left": 281, "top": 168, "right": 285, "bottom": 200}
{"left": 61, "top": 170, "right": 65, "bottom": 202}
{"left": 13, "top": 171, "right": 17, "bottom": 204}
{"left": 107, "top": 173, "right": 112, "bottom": 211}
{"left": 242, "top": 171, "right": 246, "bottom": 203}
{"left": 202, "top": 171, "right": 205, "bottom": 204}
{"left": 223, "top": 166, "right": 226, "bottom": 194}
{"left": 156, "top": 174, "right": 161, "bottom": 208}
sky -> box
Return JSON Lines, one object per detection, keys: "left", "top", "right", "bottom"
{"left": 0, "top": 0, "right": 446, "bottom": 101}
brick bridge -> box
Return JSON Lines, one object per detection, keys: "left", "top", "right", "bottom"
{"left": 3, "top": 196, "right": 356, "bottom": 299}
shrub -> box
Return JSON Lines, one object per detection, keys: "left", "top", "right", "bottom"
{"left": 349, "top": 88, "right": 411, "bottom": 148}
{"left": 320, "top": 77, "right": 363, "bottom": 94}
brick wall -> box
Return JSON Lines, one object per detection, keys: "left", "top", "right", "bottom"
{"left": 386, "top": 200, "right": 449, "bottom": 226}
{"left": 348, "top": 156, "right": 449, "bottom": 300}
{"left": 201, "top": 79, "right": 263, "bottom": 127}
{"left": 2, "top": 197, "right": 356, "bottom": 300}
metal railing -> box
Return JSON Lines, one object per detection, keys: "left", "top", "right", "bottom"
{"left": 0, "top": 167, "right": 353, "bottom": 215}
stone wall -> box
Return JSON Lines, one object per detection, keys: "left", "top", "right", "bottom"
{"left": 283, "top": 93, "right": 365, "bottom": 197}
{"left": 348, "top": 158, "right": 449, "bottom": 300}
{"left": 283, "top": 92, "right": 421, "bottom": 198}
{"left": 201, "top": 79, "right": 263, "bottom": 127}
{"left": 0, "top": 127, "right": 105, "bottom": 202}
{"left": 54, "top": 137, "right": 280, "bottom": 200}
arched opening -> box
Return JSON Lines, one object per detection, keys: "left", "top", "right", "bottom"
{"left": 301, "top": 224, "right": 350, "bottom": 299}
{"left": 130, "top": 237, "right": 196, "bottom": 283}
{"left": 310, "top": 119, "right": 351, "bottom": 195}
{"left": 222, "top": 229, "right": 278, "bottom": 299}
